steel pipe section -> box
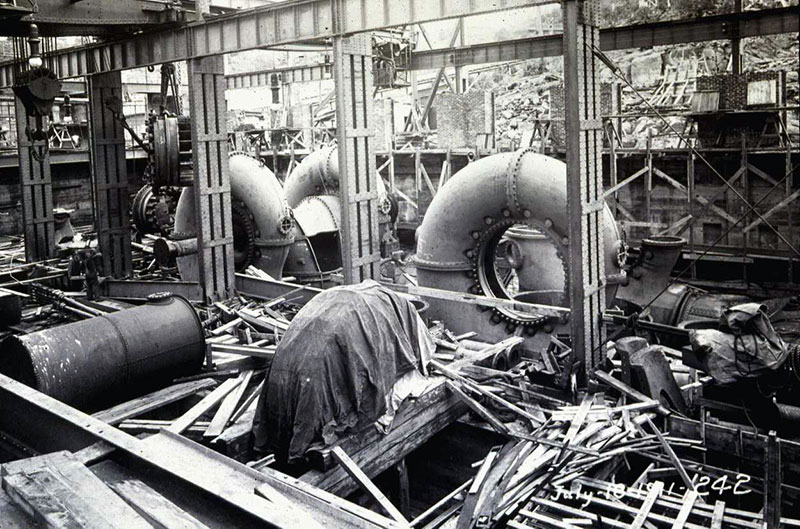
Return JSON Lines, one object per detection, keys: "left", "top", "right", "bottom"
{"left": 283, "top": 195, "right": 343, "bottom": 287}
{"left": 415, "top": 149, "right": 624, "bottom": 349}
{"left": 0, "top": 293, "right": 204, "bottom": 408}
{"left": 283, "top": 144, "right": 392, "bottom": 210}
{"left": 282, "top": 145, "right": 394, "bottom": 283}
{"left": 174, "top": 153, "right": 295, "bottom": 281}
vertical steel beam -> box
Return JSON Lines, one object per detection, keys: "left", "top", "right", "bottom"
{"left": 188, "top": 55, "right": 235, "bottom": 303}
{"left": 687, "top": 149, "right": 696, "bottom": 279}
{"left": 333, "top": 34, "right": 380, "bottom": 284}
{"left": 731, "top": 0, "right": 743, "bottom": 75}
{"left": 563, "top": 0, "right": 606, "bottom": 379}
{"left": 14, "top": 99, "right": 55, "bottom": 262}
{"left": 89, "top": 71, "right": 132, "bottom": 278}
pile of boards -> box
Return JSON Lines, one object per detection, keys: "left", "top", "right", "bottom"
{"left": 413, "top": 356, "right": 799, "bottom": 529}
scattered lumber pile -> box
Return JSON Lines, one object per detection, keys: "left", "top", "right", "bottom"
{"left": 412, "top": 358, "right": 798, "bottom": 529}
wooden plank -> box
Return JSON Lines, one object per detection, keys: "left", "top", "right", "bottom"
{"left": 765, "top": 430, "right": 782, "bottom": 529}
{"left": 444, "top": 381, "right": 510, "bottom": 436}
{"left": 92, "top": 379, "right": 217, "bottom": 426}
{"left": 711, "top": 500, "right": 726, "bottom": 529}
{"left": 630, "top": 481, "right": 663, "bottom": 529}
{"left": 652, "top": 167, "right": 738, "bottom": 224}
{"left": 1, "top": 451, "right": 151, "bottom": 529}
{"left": 671, "top": 490, "right": 699, "bottom": 529}
{"left": 210, "top": 343, "right": 276, "bottom": 359}
{"left": 593, "top": 371, "right": 671, "bottom": 416}
{"left": 204, "top": 371, "right": 253, "bottom": 439}
{"left": 645, "top": 417, "right": 699, "bottom": 499}
{"left": 0, "top": 484, "right": 37, "bottom": 529}
{"left": 431, "top": 360, "right": 542, "bottom": 425}
{"left": 166, "top": 378, "right": 241, "bottom": 434}
{"left": 743, "top": 188, "right": 800, "bottom": 233}
{"left": 2, "top": 471, "right": 87, "bottom": 529}
{"left": 301, "top": 383, "right": 467, "bottom": 496}
{"left": 330, "top": 447, "right": 408, "bottom": 524}
{"left": 111, "top": 480, "right": 212, "bottom": 529}
{"left": 604, "top": 165, "right": 648, "bottom": 197}
{"left": 458, "top": 450, "right": 498, "bottom": 529}
{"left": 558, "top": 393, "right": 594, "bottom": 463}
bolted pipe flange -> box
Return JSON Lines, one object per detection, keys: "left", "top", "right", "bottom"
{"left": 465, "top": 215, "right": 569, "bottom": 330}
{"left": 277, "top": 214, "right": 294, "bottom": 236}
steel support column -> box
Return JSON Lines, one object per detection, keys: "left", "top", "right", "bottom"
{"left": 14, "top": 98, "right": 55, "bottom": 262}
{"left": 89, "top": 71, "right": 132, "bottom": 278}
{"left": 333, "top": 34, "right": 380, "bottom": 283}
{"left": 188, "top": 55, "right": 235, "bottom": 303}
{"left": 563, "top": 0, "right": 606, "bottom": 379}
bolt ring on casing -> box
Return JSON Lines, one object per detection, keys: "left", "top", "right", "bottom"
{"left": 414, "top": 149, "right": 623, "bottom": 339}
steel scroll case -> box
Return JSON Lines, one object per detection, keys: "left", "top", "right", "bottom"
{"left": 173, "top": 152, "right": 295, "bottom": 281}
{"left": 415, "top": 149, "right": 624, "bottom": 354}
{"left": 0, "top": 294, "right": 205, "bottom": 408}
{"left": 282, "top": 145, "right": 395, "bottom": 286}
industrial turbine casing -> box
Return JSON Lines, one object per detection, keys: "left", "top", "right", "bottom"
{"left": 415, "top": 149, "right": 623, "bottom": 350}
{"left": 282, "top": 145, "right": 394, "bottom": 283}
{"left": 0, "top": 294, "right": 204, "bottom": 408}
{"left": 174, "top": 153, "right": 294, "bottom": 281}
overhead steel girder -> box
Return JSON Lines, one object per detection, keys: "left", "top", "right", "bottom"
{"left": 226, "top": 63, "right": 331, "bottom": 90}
{"left": 410, "top": 6, "right": 799, "bottom": 70}
{"left": 227, "top": 6, "right": 798, "bottom": 89}
{"left": 0, "top": 0, "right": 555, "bottom": 88}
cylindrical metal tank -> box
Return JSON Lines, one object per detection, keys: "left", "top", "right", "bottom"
{"left": 0, "top": 293, "right": 205, "bottom": 408}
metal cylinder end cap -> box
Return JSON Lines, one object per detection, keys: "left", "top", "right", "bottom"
{"left": 147, "top": 291, "right": 174, "bottom": 303}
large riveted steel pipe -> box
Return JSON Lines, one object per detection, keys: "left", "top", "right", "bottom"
{"left": 0, "top": 294, "right": 205, "bottom": 408}
{"left": 174, "top": 153, "right": 295, "bottom": 281}
{"left": 282, "top": 145, "right": 393, "bottom": 283}
{"left": 283, "top": 144, "right": 392, "bottom": 211}
{"left": 415, "top": 149, "right": 623, "bottom": 350}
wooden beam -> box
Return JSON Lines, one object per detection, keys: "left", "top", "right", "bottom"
{"left": 301, "top": 383, "right": 467, "bottom": 496}
{"left": 204, "top": 370, "right": 253, "bottom": 439}
{"left": 92, "top": 379, "right": 217, "bottom": 426}
{"left": 1, "top": 452, "right": 151, "bottom": 529}
{"left": 765, "top": 430, "right": 782, "bottom": 529}
{"left": 330, "top": 447, "right": 409, "bottom": 525}
{"left": 670, "top": 490, "right": 699, "bottom": 529}
{"left": 111, "top": 479, "right": 213, "bottom": 529}
{"left": 630, "top": 480, "right": 663, "bottom": 529}
{"left": 167, "top": 378, "right": 241, "bottom": 434}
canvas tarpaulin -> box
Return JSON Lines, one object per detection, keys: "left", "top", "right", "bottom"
{"left": 689, "top": 302, "right": 788, "bottom": 384}
{"left": 252, "top": 280, "right": 434, "bottom": 464}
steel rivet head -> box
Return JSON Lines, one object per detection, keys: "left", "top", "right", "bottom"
{"left": 502, "top": 209, "right": 511, "bottom": 217}
{"left": 471, "top": 231, "right": 481, "bottom": 240}
{"left": 561, "top": 237, "right": 569, "bottom": 246}
{"left": 544, "top": 218, "right": 553, "bottom": 228}
{"left": 523, "top": 209, "right": 531, "bottom": 218}
{"left": 484, "top": 216, "right": 494, "bottom": 225}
